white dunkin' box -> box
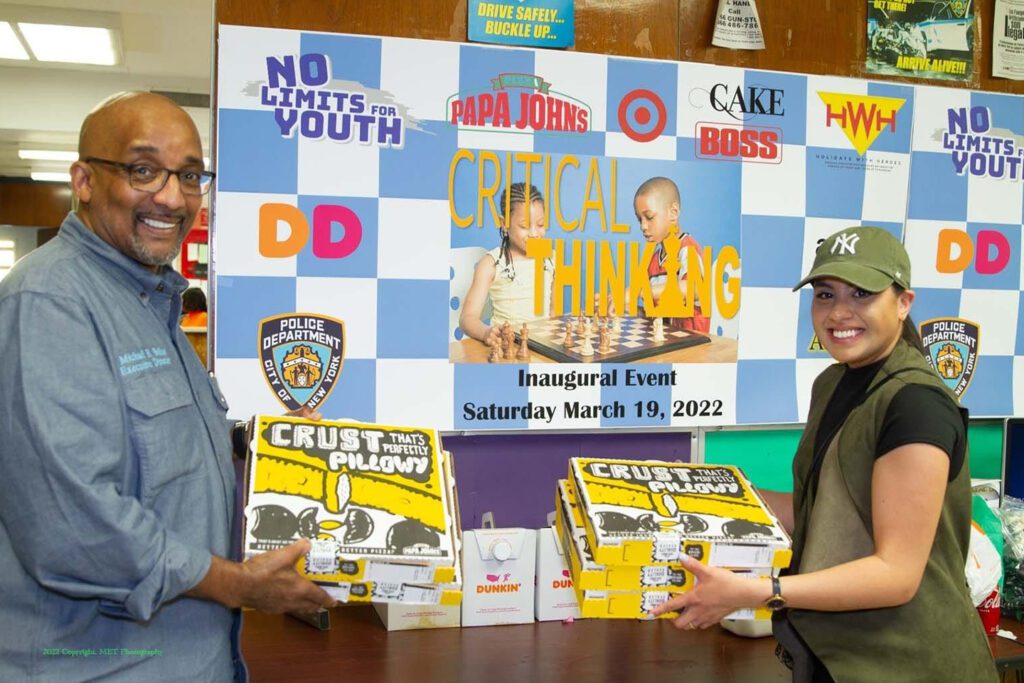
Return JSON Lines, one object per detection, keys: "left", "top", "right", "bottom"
{"left": 461, "top": 528, "right": 537, "bottom": 627}
{"left": 535, "top": 525, "right": 580, "bottom": 622}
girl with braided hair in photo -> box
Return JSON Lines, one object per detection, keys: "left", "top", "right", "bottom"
{"left": 459, "top": 182, "right": 553, "bottom": 347}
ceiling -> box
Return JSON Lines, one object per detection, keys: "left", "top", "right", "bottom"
{"left": 0, "top": 0, "right": 213, "bottom": 180}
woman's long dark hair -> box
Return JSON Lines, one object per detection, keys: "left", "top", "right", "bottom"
{"left": 893, "top": 285, "right": 926, "bottom": 355}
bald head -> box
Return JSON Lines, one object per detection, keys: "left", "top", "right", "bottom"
{"left": 634, "top": 176, "right": 680, "bottom": 206}
{"left": 78, "top": 91, "right": 201, "bottom": 159}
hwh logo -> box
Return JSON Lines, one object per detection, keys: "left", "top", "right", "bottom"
{"left": 818, "top": 92, "right": 906, "bottom": 155}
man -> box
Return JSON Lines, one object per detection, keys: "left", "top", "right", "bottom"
{"left": 0, "top": 92, "right": 334, "bottom": 682}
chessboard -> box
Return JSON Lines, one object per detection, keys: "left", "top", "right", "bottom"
{"left": 514, "top": 315, "right": 710, "bottom": 364}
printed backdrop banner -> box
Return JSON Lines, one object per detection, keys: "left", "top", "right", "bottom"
{"left": 213, "top": 24, "right": 1024, "bottom": 430}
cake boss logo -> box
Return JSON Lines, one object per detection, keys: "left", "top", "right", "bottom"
{"left": 448, "top": 73, "right": 591, "bottom": 134}
{"left": 920, "top": 318, "right": 979, "bottom": 398}
{"left": 695, "top": 122, "right": 781, "bottom": 163}
{"left": 259, "top": 52, "right": 406, "bottom": 146}
{"left": 818, "top": 92, "right": 905, "bottom": 155}
{"left": 259, "top": 313, "right": 344, "bottom": 412}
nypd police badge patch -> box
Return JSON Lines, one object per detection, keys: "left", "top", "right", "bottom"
{"left": 259, "top": 313, "right": 345, "bottom": 411}
{"left": 920, "top": 317, "right": 979, "bottom": 398}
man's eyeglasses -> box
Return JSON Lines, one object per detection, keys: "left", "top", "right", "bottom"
{"left": 84, "top": 157, "right": 215, "bottom": 196}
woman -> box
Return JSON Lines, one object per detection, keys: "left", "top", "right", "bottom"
{"left": 653, "top": 226, "right": 996, "bottom": 682}
{"left": 180, "top": 286, "right": 208, "bottom": 328}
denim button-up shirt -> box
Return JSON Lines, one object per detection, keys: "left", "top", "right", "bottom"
{"left": 0, "top": 213, "right": 240, "bottom": 682}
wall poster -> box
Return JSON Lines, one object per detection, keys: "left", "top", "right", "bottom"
{"left": 213, "top": 24, "right": 1024, "bottom": 431}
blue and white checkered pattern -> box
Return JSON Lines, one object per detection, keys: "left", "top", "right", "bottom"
{"left": 214, "top": 25, "right": 1024, "bottom": 429}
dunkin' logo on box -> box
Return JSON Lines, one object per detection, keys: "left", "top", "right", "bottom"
{"left": 552, "top": 569, "right": 573, "bottom": 590}
{"left": 477, "top": 573, "right": 521, "bottom": 593}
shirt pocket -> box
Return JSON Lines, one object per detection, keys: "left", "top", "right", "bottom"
{"left": 123, "top": 371, "right": 198, "bottom": 497}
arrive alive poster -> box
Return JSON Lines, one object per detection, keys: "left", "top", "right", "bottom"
{"left": 213, "top": 25, "right": 1024, "bottom": 430}
{"left": 866, "top": 0, "right": 975, "bottom": 82}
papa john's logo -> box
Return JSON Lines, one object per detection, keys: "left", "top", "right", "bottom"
{"left": 259, "top": 313, "right": 344, "bottom": 411}
{"left": 448, "top": 73, "right": 590, "bottom": 134}
{"left": 818, "top": 92, "right": 905, "bottom": 155}
{"left": 920, "top": 317, "right": 979, "bottom": 398}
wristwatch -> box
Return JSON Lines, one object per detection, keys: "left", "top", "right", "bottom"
{"left": 765, "top": 576, "right": 787, "bottom": 612}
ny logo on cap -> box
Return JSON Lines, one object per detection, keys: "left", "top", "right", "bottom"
{"left": 830, "top": 232, "right": 860, "bottom": 256}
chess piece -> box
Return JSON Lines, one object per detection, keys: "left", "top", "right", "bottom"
{"left": 652, "top": 317, "right": 665, "bottom": 342}
{"left": 517, "top": 324, "right": 530, "bottom": 360}
{"left": 563, "top": 327, "right": 574, "bottom": 349}
{"left": 611, "top": 315, "right": 621, "bottom": 333}
{"left": 580, "top": 335, "right": 595, "bottom": 357}
{"left": 501, "top": 322, "right": 516, "bottom": 361}
{"left": 488, "top": 339, "right": 502, "bottom": 363}
{"left": 598, "top": 327, "right": 610, "bottom": 353}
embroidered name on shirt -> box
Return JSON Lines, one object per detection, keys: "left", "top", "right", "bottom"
{"left": 118, "top": 347, "right": 172, "bottom": 376}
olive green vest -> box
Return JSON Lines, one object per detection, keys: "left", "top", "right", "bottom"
{"left": 786, "top": 340, "right": 997, "bottom": 682}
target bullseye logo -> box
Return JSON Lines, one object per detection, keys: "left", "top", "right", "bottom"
{"left": 618, "top": 89, "right": 667, "bottom": 142}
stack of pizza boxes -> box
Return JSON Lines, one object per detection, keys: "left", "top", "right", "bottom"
{"left": 557, "top": 457, "right": 791, "bottom": 620}
{"left": 242, "top": 415, "right": 462, "bottom": 610}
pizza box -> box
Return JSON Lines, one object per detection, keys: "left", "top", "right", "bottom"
{"left": 570, "top": 458, "right": 791, "bottom": 569}
{"left": 555, "top": 479, "right": 694, "bottom": 592}
{"left": 559, "top": 501, "right": 771, "bottom": 620}
{"left": 242, "top": 416, "right": 459, "bottom": 584}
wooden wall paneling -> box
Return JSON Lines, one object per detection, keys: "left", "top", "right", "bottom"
{"left": 574, "top": 0, "right": 678, "bottom": 60}
{"left": 0, "top": 182, "right": 72, "bottom": 228}
{"left": 216, "top": 0, "right": 467, "bottom": 40}
{"left": 679, "top": 0, "right": 1022, "bottom": 95}
{"left": 216, "top": 0, "right": 678, "bottom": 59}
{"left": 216, "top": 0, "right": 1022, "bottom": 95}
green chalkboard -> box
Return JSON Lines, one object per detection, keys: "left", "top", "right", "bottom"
{"left": 703, "top": 420, "right": 1004, "bottom": 492}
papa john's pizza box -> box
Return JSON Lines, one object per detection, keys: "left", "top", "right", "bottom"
{"left": 373, "top": 602, "right": 461, "bottom": 631}
{"left": 535, "top": 525, "right": 580, "bottom": 622}
{"left": 461, "top": 528, "right": 537, "bottom": 627}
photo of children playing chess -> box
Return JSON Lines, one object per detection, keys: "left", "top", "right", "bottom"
{"left": 448, "top": 161, "right": 740, "bottom": 365}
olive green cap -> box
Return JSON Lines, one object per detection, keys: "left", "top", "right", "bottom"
{"left": 793, "top": 226, "right": 911, "bottom": 292}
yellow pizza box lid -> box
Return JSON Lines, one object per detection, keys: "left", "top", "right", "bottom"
{"left": 570, "top": 458, "right": 791, "bottom": 568}
{"left": 243, "top": 415, "right": 457, "bottom": 568}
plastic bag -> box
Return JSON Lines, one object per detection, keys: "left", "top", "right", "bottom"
{"left": 965, "top": 522, "right": 1001, "bottom": 605}
{"left": 997, "top": 495, "right": 1024, "bottom": 619}
{"left": 999, "top": 495, "right": 1024, "bottom": 562}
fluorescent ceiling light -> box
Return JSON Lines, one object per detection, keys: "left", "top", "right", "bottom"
{"left": 19, "top": 23, "right": 116, "bottom": 66}
{"left": 31, "top": 171, "right": 70, "bottom": 182}
{"left": 0, "top": 21, "right": 28, "bottom": 60}
{"left": 19, "top": 149, "right": 78, "bottom": 161}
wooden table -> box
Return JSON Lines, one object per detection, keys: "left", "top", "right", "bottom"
{"left": 242, "top": 609, "right": 1024, "bottom": 683}
{"left": 242, "top": 607, "right": 786, "bottom": 683}
{"left": 450, "top": 334, "right": 737, "bottom": 364}
{"left": 995, "top": 617, "right": 1024, "bottom": 681}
